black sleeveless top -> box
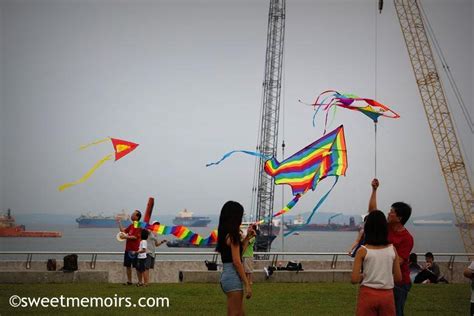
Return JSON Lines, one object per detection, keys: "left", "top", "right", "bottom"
{"left": 220, "top": 235, "right": 243, "bottom": 263}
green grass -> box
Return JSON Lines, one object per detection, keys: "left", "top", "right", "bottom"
{"left": 0, "top": 283, "right": 469, "bottom": 315}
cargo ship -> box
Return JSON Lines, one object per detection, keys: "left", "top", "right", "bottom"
{"left": 284, "top": 214, "right": 360, "bottom": 232}
{"left": 172, "top": 209, "right": 211, "bottom": 227}
{"left": 413, "top": 219, "right": 453, "bottom": 226}
{"left": 0, "top": 209, "right": 62, "bottom": 237}
{"left": 76, "top": 210, "right": 131, "bottom": 228}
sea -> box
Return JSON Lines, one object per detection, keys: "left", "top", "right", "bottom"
{"left": 0, "top": 213, "right": 466, "bottom": 262}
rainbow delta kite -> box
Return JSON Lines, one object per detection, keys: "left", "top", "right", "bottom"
{"left": 58, "top": 137, "right": 139, "bottom": 191}
{"left": 300, "top": 89, "right": 400, "bottom": 133}
{"left": 134, "top": 222, "right": 218, "bottom": 246}
{"left": 207, "top": 125, "right": 348, "bottom": 235}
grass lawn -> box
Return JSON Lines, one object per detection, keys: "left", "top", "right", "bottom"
{"left": 0, "top": 282, "right": 469, "bottom": 315}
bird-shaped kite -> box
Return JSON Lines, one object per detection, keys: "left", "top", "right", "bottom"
{"left": 58, "top": 137, "right": 139, "bottom": 191}
{"left": 300, "top": 90, "right": 399, "bottom": 177}
{"left": 207, "top": 125, "right": 348, "bottom": 235}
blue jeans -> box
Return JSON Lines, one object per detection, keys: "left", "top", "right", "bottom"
{"left": 393, "top": 283, "right": 411, "bottom": 316}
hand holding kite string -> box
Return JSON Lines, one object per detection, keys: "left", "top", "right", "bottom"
{"left": 58, "top": 137, "right": 139, "bottom": 191}
{"left": 207, "top": 125, "right": 348, "bottom": 235}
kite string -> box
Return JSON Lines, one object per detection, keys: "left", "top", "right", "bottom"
{"left": 79, "top": 137, "right": 110, "bottom": 150}
{"left": 374, "top": 122, "right": 377, "bottom": 178}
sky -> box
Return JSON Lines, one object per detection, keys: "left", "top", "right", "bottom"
{"left": 0, "top": 0, "right": 472, "bottom": 219}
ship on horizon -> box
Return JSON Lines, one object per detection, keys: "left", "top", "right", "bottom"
{"left": 412, "top": 219, "right": 453, "bottom": 226}
{"left": 0, "top": 209, "right": 62, "bottom": 237}
{"left": 172, "top": 209, "right": 211, "bottom": 227}
{"left": 76, "top": 210, "right": 131, "bottom": 228}
{"left": 284, "top": 214, "right": 360, "bottom": 232}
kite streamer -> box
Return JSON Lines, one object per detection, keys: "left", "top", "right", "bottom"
{"left": 134, "top": 221, "right": 217, "bottom": 246}
{"left": 301, "top": 90, "right": 399, "bottom": 177}
{"left": 207, "top": 125, "right": 348, "bottom": 233}
{"left": 300, "top": 89, "right": 399, "bottom": 133}
{"left": 58, "top": 137, "right": 139, "bottom": 191}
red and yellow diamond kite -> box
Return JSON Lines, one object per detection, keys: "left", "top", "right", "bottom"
{"left": 58, "top": 137, "right": 139, "bottom": 191}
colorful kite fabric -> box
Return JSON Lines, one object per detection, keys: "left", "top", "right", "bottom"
{"left": 264, "top": 125, "right": 347, "bottom": 196}
{"left": 207, "top": 125, "right": 348, "bottom": 231}
{"left": 58, "top": 137, "right": 139, "bottom": 191}
{"left": 301, "top": 89, "right": 400, "bottom": 133}
{"left": 134, "top": 221, "right": 218, "bottom": 246}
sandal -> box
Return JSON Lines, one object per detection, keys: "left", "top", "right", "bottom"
{"left": 136, "top": 283, "right": 143, "bottom": 287}
{"left": 123, "top": 282, "right": 133, "bottom": 286}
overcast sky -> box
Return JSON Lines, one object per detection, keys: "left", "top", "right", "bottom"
{"left": 0, "top": 0, "right": 472, "bottom": 219}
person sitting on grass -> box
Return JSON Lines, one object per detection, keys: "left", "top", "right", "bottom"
{"left": 414, "top": 252, "right": 441, "bottom": 284}
{"left": 351, "top": 210, "right": 402, "bottom": 316}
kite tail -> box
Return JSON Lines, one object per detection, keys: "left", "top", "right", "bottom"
{"left": 58, "top": 153, "right": 113, "bottom": 191}
{"left": 206, "top": 150, "right": 270, "bottom": 167}
{"left": 79, "top": 137, "right": 110, "bottom": 150}
{"left": 284, "top": 176, "right": 339, "bottom": 237}
{"left": 135, "top": 222, "right": 218, "bottom": 246}
{"left": 256, "top": 192, "right": 305, "bottom": 225}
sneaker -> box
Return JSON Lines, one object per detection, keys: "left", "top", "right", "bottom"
{"left": 123, "top": 282, "right": 133, "bottom": 286}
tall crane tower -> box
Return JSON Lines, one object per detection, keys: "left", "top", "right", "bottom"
{"left": 393, "top": 0, "right": 474, "bottom": 253}
{"left": 254, "top": 0, "right": 286, "bottom": 251}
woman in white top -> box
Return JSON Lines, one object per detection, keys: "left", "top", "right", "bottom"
{"left": 351, "top": 210, "right": 402, "bottom": 316}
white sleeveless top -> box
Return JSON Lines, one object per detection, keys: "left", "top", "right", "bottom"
{"left": 360, "top": 245, "right": 396, "bottom": 289}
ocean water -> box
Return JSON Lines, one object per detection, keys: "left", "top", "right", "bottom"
{"left": 0, "top": 220, "right": 466, "bottom": 262}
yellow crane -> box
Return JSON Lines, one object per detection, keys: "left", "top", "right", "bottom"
{"left": 393, "top": 0, "right": 474, "bottom": 253}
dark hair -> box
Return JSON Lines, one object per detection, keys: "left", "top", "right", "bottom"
{"left": 140, "top": 229, "right": 149, "bottom": 240}
{"left": 216, "top": 201, "right": 244, "bottom": 253}
{"left": 364, "top": 210, "right": 389, "bottom": 246}
{"left": 425, "top": 252, "right": 434, "bottom": 260}
{"left": 133, "top": 210, "right": 142, "bottom": 221}
{"left": 391, "top": 202, "right": 411, "bottom": 225}
{"left": 409, "top": 252, "right": 418, "bottom": 264}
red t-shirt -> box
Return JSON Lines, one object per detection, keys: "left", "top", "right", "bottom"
{"left": 388, "top": 228, "right": 414, "bottom": 285}
{"left": 124, "top": 224, "right": 141, "bottom": 252}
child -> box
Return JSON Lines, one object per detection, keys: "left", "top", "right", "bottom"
{"left": 136, "top": 229, "right": 150, "bottom": 287}
{"left": 351, "top": 210, "right": 402, "bottom": 316}
{"left": 242, "top": 224, "right": 257, "bottom": 285}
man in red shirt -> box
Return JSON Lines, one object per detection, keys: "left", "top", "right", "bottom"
{"left": 118, "top": 210, "right": 142, "bottom": 285}
{"left": 368, "top": 178, "right": 414, "bottom": 316}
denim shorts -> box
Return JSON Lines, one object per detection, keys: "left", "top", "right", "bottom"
{"left": 220, "top": 263, "right": 243, "bottom": 293}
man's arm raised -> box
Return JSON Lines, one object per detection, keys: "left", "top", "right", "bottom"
{"left": 368, "top": 178, "right": 379, "bottom": 212}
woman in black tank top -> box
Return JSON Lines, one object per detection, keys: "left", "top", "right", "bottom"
{"left": 216, "top": 201, "right": 252, "bottom": 315}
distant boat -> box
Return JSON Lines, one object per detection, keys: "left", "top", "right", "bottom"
{"left": 0, "top": 209, "right": 62, "bottom": 237}
{"left": 284, "top": 214, "right": 360, "bottom": 232}
{"left": 172, "top": 209, "right": 211, "bottom": 227}
{"left": 413, "top": 220, "right": 453, "bottom": 226}
{"left": 76, "top": 210, "right": 131, "bottom": 228}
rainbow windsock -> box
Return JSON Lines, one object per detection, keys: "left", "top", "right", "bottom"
{"left": 134, "top": 222, "right": 217, "bottom": 246}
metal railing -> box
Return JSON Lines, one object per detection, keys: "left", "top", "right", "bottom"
{"left": 0, "top": 251, "right": 471, "bottom": 270}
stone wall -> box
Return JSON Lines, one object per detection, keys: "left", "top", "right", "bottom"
{"left": 0, "top": 260, "right": 470, "bottom": 284}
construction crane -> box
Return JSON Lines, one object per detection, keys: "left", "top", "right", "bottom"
{"left": 252, "top": 0, "right": 286, "bottom": 251}
{"left": 393, "top": 0, "right": 474, "bottom": 253}
{"left": 328, "top": 213, "right": 342, "bottom": 225}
